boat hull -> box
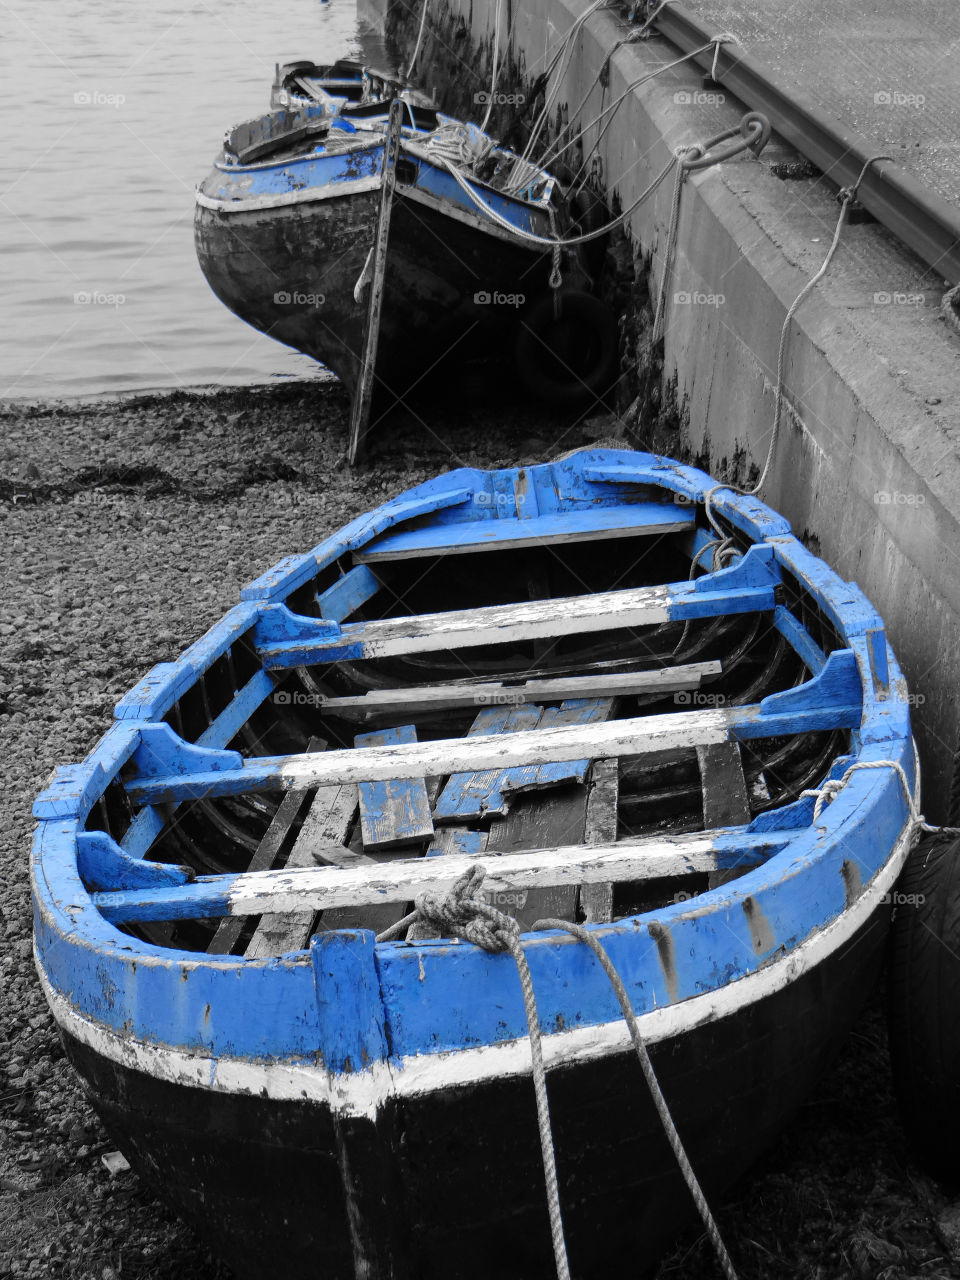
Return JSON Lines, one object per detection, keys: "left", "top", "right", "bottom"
{"left": 194, "top": 183, "right": 554, "bottom": 399}
{"left": 58, "top": 894, "right": 892, "bottom": 1279}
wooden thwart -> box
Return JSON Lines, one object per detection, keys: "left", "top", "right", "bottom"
{"left": 315, "top": 662, "right": 721, "bottom": 718}
{"left": 96, "top": 827, "right": 794, "bottom": 924}
{"left": 579, "top": 758, "right": 619, "bottom": 924}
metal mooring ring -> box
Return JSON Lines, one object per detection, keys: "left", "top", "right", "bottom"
{"left": 681, "top": 111, "right": 772, "bottom": 171}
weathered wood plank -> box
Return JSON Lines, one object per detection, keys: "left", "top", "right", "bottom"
{"left": 96, "top": 827, "right": 794, "bottom": 923}
{"left": 433, "top": 704, "right": 541, "bottom": 821}
{"left": 498, "top": 698, "right": 616, "bottom": 806}
{"left": 244, "top": 783, "right": 358, "bottom": 958}
{"left": 207, "top": 736, "right": 324, "bottom": 955}
{"left": 258, "top": 575, "right": 778, "bottom": 668}
{"left": 698, "top": 741, "right": 752, "bottom": 890}
{"left": 580, "top": 758, "right": 620, "bottom": 923}
{"left": 316, "top": 565, "right": 380, "bottom": 621}
{"left": 314, "top": 661, "right": 722, "bottom": 718}
{"left": 353, "top": 503, "right": 695, "bottom": 561}
{"left": 355, "top": 725, "right": 434, "bottom": 849}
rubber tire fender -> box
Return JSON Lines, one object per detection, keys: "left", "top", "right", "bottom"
{"left": 887, "top": 832, "right": 960, "bottom": 1181}
{"left": 514, "top": 289, "right": 619, "bottom": 407}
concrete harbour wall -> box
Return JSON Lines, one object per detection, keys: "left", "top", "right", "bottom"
{"left": 393, "top": 0, "right": 960, "bottom": 819}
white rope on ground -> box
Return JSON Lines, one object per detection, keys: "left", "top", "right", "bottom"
{"left": 376, "top": 863, "right": 741, "bottom": 1280}
{"left": 479, "top": 0, "right": 505, "bottom": 135}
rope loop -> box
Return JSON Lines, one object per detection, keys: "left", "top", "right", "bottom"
{"left": 800, "top": 756, "right": 960, "bottom": 839}
{"left": 708, "top": 31, "right": 740, "bottom": 82}
{"left": 413, "top": 864, "right": 521, "bottom": 953}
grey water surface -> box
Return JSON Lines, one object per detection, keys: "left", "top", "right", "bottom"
{"left": 2, "top": 0, "right": 395, "bottom": 398}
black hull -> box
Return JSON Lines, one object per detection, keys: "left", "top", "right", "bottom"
{"left": 64, "top": 902, "right": 891, "bottom": 1280}
{"left": 194, "top": 188, "right": 554, "bottom": 400}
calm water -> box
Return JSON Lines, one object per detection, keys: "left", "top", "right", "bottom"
{"left": 1, "top": 0, "right": 395, "bottom": 398}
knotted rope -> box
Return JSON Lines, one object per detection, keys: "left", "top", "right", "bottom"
{"left": 800, "top": 753, "right": 960, "bottom": 840}
{"left": 379, "top": 865, "right": 571, "bottom": 1280}
{"left": 377, "top": 864, "right": 739, "bottom": 1280}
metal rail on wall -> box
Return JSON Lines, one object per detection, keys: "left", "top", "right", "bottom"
{"left": 648, "top": 0, "right": 960, "bottom": 285}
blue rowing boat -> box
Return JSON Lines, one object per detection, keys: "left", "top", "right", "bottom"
{"left": 194, "top": 89, "right": 614, "bottom": 408}
{"left": 32, "top": 449, "right": 916, "bottom": 1279}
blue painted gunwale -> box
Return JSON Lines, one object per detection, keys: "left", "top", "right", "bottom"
{"left": 199, "top": 115, "right": 553, "bottom": 234}
{"left": 31, "top": 451, "right": 914, "bottom": 1073}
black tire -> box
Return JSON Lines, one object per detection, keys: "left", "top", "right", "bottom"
{"left": 887, "top": 832, "right": 960, "bottom": 1181}
{"left": 514, "top": 290, "right": 619, "bottom": 407}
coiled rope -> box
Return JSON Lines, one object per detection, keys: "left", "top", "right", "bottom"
{"left": 377, "top": 863, "right": 740, "bottom": 1280}
{"left": 800, "top": 752, "right": 960, "bottom": 840}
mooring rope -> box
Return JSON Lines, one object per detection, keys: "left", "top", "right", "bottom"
{"left": 404, "top": 0, "right": 430, "bottom": 80}
{"left": 800, "top": 753, "right": 960, "bottom": 839}
{"left": 696, "top": 153, "right": 893, "bottom": 534}
{"left": 479, "top": 0, "right": 506, "bottom": 134}
{"left": 377, "top": 864, "right": 740, "bottom": 1280}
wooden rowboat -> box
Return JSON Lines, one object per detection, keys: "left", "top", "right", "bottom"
{"left": 32, "top": 449, "right": 916, "bottom": 1279}
{"left": 193, "top": 97, "right": 611, "bottom": 409}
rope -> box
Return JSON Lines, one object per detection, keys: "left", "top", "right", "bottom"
{"left": 479, "top": 0, "right": 505, "bottom": 134}
{"left": 652, "top": 145, "right": 701, "bottom": 342}
{"left": 404, "top": 0, "right": 430, "bottom": 80}
{"left": 532, "top": 917, "right": 739, "bottom": 1280}
{"left": 376, "top": 864, "right": 740, "bottom": 1280}
{"left": 377, "top": 865, "right": 572, "bottom": 1280}
{"left": 627, "top": 0, "right": 679, "bottom": 41}
{"left": 442, "top": 149, "right": 678, "bottom": 248}
{"left": 694, "top": 153, "right": 893, "bottom": 525}
{"left": 800, "top": 756, "right": 960, "bottom": 839}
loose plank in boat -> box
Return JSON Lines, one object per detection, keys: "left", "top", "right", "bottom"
{"left": 355, "top": 725, "right": 433, "bottom": 849}
{"left": 353, "top": 503, "right": 695, "bottom": 561}
{"left": 95, "top": 828, "right": 795, "bottom": 924}
{"left": 318, "top": 662, "right": 721, "bottom": 718}
{"left": 580, "top": 758, "right": 619, "bottom": 923}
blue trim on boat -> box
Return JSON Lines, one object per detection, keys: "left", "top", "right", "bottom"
{"left": 30, "top": 450, "right": 916, "bottom": 1073}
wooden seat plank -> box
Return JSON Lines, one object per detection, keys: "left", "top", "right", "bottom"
{"left": 355, "top": 725, "right": 434, "bottom": 849}
{"left": 96, "top": 826, "right": 795, "bottom": 924}
{"left": 314, "top": 662, "right": 721, "bottom": 719}
{"left": 353, "top": 503, "right": 694, "bottom": 561}
{"left": 579, "top": 759, "right": 620, "bottom": 924}
{"left": 244, "top": 782, "right": 358, "bottom": 959}
{"left": 259, "top": 575, "right": 777, "bottom": 669}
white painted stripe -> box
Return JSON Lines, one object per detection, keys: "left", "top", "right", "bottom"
{"left": 398, "top": 183, "right": 549, "bottom": 249}
{"left": 37, "top": 817, "right": 913, "bottom": 1120}
{"left": 195, "top": 175, "right": 381, "bottom": 214}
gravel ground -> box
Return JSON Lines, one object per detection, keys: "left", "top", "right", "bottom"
{"left": 2, "top": 380, "right": 960, "bottom": 1278}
